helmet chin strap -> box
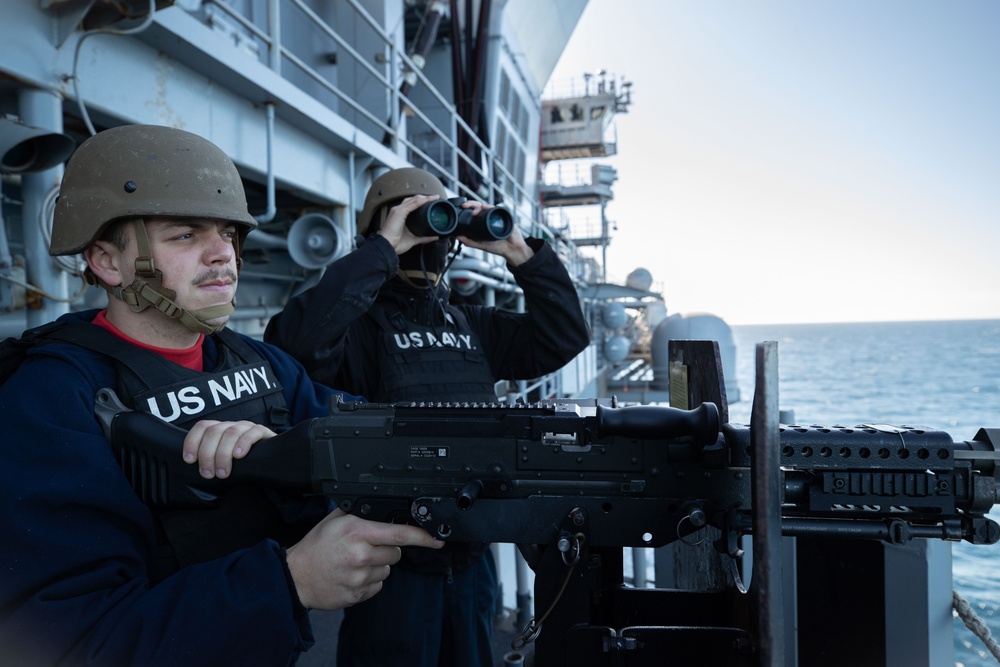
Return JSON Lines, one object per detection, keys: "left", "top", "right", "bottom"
{"left": 90, "top": 218, "right": 235, "bottom": 335}
{"left": 397, "top": 269, "right": 442, "bottom": 289}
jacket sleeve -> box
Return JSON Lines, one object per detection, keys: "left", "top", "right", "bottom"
{"left": 0, "top": 353, "right": 313, "bottom": 667}
{"left": 467, "top": 237, "right": 591, "bottom": 380}
{"left": 264, "top": 235, "right": 398, "bottom": 386}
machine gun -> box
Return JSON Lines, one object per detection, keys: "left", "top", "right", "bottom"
{"left": 93, "top": 390, "right": 1000, "bottom": 549}
{"left": 92, "top": 341, "right": 1000, "bottom": 667}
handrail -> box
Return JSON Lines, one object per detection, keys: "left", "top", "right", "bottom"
{"left": 194, "top": 0, "right": 598, "bottom": 355}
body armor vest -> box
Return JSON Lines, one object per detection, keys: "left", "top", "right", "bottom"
{"left": 24, "top": 322, "right": 308, "bottom": 581}
{"left": 367, "top": 301, "right": 495, "bottom": 572}
{"left": 368, "top": 301, "right": 497, "bottom": 403}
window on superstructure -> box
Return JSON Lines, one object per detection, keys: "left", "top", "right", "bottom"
{"left": 505, "top": 128, "right": 519, "bottom": 178}
{"left": 492, "top": 70, "right": 532, "bottom": 205}
{"left": 499, "top": 71, "right": 512, "bottom": 114}
{"left": 496, "top": 123, "right": 508, "bottom": 167}
{"left": 509, "top": 94, "right": 522, "bottom": 135}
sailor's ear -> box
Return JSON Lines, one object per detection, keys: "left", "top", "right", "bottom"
{"left": 83, "top": 240, "right": 126, "bottom": 288}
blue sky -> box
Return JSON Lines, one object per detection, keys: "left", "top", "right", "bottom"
{"left": 549, "top": 1, "right": 1000, "bottom": 325}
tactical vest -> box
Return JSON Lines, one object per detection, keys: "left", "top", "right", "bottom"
{"left": 367, "top": 301, "right": 494, "bottom": 572}
{"left": 12, "top": 321, "right": 310, "bottom": 582}
{"left": 368, "top": 301, "right": 497, "bottom": 403}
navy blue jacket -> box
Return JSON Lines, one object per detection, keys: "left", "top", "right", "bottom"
{"left": 0, "top": 310, "right": 360, "bottom": 666}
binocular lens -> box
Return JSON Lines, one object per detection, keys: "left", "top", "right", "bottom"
{"left": 454, "top": 205, "right": 513, "bottom": 241}
{"left": 426, "top": 203, "right": 455, "bottom": 234}
{"left": 480, "top": 208, "right": 514, "bottom": 240}
{"left": 407, "top": 200, "right": 458, "bottom": 237}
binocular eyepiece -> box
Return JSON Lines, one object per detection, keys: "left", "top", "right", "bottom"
{"left": 406, "top": 197, "right": 514, "bottom": 241}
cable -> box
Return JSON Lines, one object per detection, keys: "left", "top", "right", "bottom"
{"left": 0, "top": 271, "right": 90, "bottom": 304}
{"left": 71, "top": 0, "right": 158, "bottom": 136}
{"left": 37, "top": 185, "right": 85, "bottom": 276}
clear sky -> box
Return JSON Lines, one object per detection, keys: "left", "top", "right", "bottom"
{"left": 547, "top": 1, "right": 1000, "bottom": 325}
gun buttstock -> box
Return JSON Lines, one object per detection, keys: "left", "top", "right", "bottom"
{"left": 96, "top": 388, "right": 318, "bottom": 508}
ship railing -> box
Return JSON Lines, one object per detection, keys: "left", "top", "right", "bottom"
{"left": 122, "top": 1, "right": 591, "bottom": 399}
{"left": 198, "top": 0, "right": 584, "bottom": 281}
{"left": 203, "top": 0, "right": 495, "bottom": 203}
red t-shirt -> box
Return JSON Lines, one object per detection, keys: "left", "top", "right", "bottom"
{"left": 92, "top": 310, "right": 205, "bottom": 371}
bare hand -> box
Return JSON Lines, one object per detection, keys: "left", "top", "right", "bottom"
{"left": 285, "top": 509, "right": 444, "bottom": 610}
{"left": 377, "top": 194, "right": 443, "bottom": 255}
{"left": 456, "top": 208, "right": 534, "bottom": 266}
{"left": 181, "top": 420, "right": 276, "bottom": 479}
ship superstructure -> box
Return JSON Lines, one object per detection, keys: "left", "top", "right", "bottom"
{"left": 0, "top": 0, "right": 601, "bottom": 399}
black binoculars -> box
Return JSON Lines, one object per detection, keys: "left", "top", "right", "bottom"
{"left": 406, "top": 197, "right": 514, "bottom": 241}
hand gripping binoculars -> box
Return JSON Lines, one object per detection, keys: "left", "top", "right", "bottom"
{"left": 406, "top": 197, "right": 514, "bottom": 241}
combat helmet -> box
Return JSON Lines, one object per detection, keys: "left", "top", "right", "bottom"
{"left": 357, "top": 167, "right": 448, "bottom": 237}
{"left": 52, "top": 124, "right": 258, "bottom": 334}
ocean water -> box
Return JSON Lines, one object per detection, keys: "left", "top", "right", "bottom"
{"left": 727, "top": 319, "right": 1000, "bottom": 667}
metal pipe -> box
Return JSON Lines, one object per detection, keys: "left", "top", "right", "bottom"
{"left": 19, "top": 89, "right": 68, "bottom": 327}
{"left": 348, "top": 150, "right": 356, "bottom": 240}
{"left": 632, "top": 547, "right": 648, "bottom": 588}
{"left": 0, "top": 181, "right": 10, "bottom": 266}
{"left": 445, "top": 269, "right": 520, "bottom": 294}
{"left": 254, "top": 102, "right": 277, "bottom": 224}
{"left": 449, "top": 256, "right": 513, "bottom": 281}
{"left": 514, "top": 546, "right": 532, "bottom": 628}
